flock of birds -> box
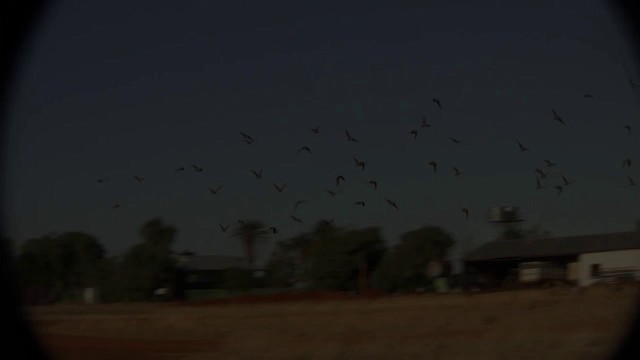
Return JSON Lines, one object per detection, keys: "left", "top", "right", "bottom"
{"left": 99, "top": 76, "right": 639, "bottom": 237}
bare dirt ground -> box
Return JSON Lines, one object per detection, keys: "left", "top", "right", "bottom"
{"left": 27, "top": 284, "right": 640, "bottom": 360}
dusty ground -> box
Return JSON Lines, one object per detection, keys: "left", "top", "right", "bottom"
{"left": 27, "top": 284, "right": 640, "bottom": 360}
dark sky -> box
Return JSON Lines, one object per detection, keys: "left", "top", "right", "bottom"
{"left": 3, "top": 0, "right": 639, "bottom": 267}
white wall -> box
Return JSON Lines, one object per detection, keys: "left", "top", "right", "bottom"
{"left": 578, "top": 249, "right": 640, "bottom": 287}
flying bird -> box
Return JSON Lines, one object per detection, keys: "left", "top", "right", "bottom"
{"left": 336, "top": 175, "right": 345, "bottom": 187}
{"left": 628, "top": 176, "right": 636, "bottom": 186}
{"left": 517, "top": 141, "right": 529, "bottom": 152}
{"left": 354, "top": 201, "right": 365, "bottom": 207}
{"left": 310, "top": 126, "right": 320, "bottom": 134}
{"left": 273, "top": 183, "right": 286, "bottom": 193}
{"left": 297, "top": 146, "right": 312, "bottom": 154}
{"left": 270, "top": 226, "right": 279, "bottom": 234}
{"left": 429, "top": 161, "right": 437, "bottom": 173}
{"left": 629, "top": 77, "right": 639, "bottom": 89}
{"left": 409, "top": 129, "right": 418, "bottom": 139}
{"left": 209, "top": 185, "right": 223, "bottom": 194}
{"left": 552, "top": 109, "right": 565, "bottom": 125}
{"left": 367, "top": 180, "right": 378, "bottom": 190}
{"left": 432, "top": 98, "right": 442, "bottom": 109}
{"left": 97, "top": 177, "right": 109, "bottom": 183}
{"left": 219, "top": 223, "right": 229, "bottom": 232}
{"left": 320, "top": 218, "right": 334, "bottom": 226}
{"left": 134, "top": 176, "right": 145, "bottom": 182}
{"left": 536, "top": 177, "right": 545, "bottom": 190}
{"left": 561, "top": 175, "right": 575, "bottom": 186}
{"left": 239, "top": 131, "right": 254, "bottom": 142}
{"left": 421, "top": 116, "right": 431, "bottom": 128}
{"left": 535, "top": 169, "right": 548, "bottom": 179}
{"left": 325, "top": 189, "right": 337, "bottom": 196}
{"left": 449, "top": 137, "right": 460, "bottom": 144}
{"left": 452, "top": 167, "right": 463, "bottom": 176}
{"left": 353, "top": 156, "right": 365, "bottom": 170}
{"left": 238, "top": 220, "right": 245, "bottom": 226}
{"left": 251, "top": 169, "right": 263, "bottom": 179}
{"left": 543, "top": 160, "right": 557, "bottom": 167}
{"left": 345, "top": 129, "right": 358, "bottom": 143}
{"left": 624, "top": 125, "right": 631, "bottom": 136}
{"left": 623, "top": 158, "right": 632, "bottom": 168}
{"left": 111, "top": 204, "right": 120, "bottom": 210}
{"left": 291, "top": 215, "right": 303, "bottom": 223}
{"left": 583, "top": 94, "right": 593, "bottom": 99}
{"left": 174, "top": 167, "right": 185, "bottom": 175}
{"left": 191, "top": 165, "right": 203, "bottom": 172}
{"left": 462, "top": 208, "right": 469, "bottom": 220}
{"left": 293, "top": 200, "right": 307, "bottom": 211}
{"left": 386, "top": 199, "right": 399, "bottom": 210}
{"left": 243, "top": 138, "right": 254, "bottom": 145}
{"left": 554, "top": 185, "right": 563, "bottom": 195}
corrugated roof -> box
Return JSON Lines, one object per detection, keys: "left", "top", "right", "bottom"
{"left": 463, "top": 231, "right": 640, "bottom": 262}
{"left": 175, "top": 255, "right": 252, "bottom": 270}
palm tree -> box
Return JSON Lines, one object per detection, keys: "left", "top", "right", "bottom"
{"left": 232, "top": 220, "right": 270, "bottom": 267}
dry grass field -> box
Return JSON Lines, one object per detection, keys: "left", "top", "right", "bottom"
{"left": 27, "top": 284, "right": 640, "bottom": 360}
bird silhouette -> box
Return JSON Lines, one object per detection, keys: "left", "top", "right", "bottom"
{"left": 628, "top": 176, "right": 636, "bottom": 186}
{"left": 293, "top": 200, "right": 307, "bottom": 211}
{"left": 111, "top": 204, "right": 120, "bottom": 210}
{"left": 583, "top": 94, "right": 593, "bottom": 99}
{"left": 191, "top": 165, "right": 203, "bottom": 172}
{"left": 336, "top": 175, "right": 345, "bottom": 187}
{"left": 429, "top": 161, "right": 437, "bottom": 173}
{"left": 345, "top": 129, "right": 358, "bottom": 143}
{"left": 624, "top": 125, "right": 631, "bottom": 136}
{"left": 367, "top": 180, "right": 378, "bottom": 190}
{"left": 354, "top": 201, "right": 365, "bottom": 207}
{"left": 452, "top": 167, "right": 463, "bottom": 176}
{"left": 449, "top": 137, "right": 461, "bottom": 144}
{"left": 320, "top": 218, "right": 334, "bottom": 226}
{"left": 219, "top": 223, "right": 229, "bottom": 232}
{"left": 353, "top": 156, "right": 365, "bottom": 170}
{"left": 432, "top": 98, "right": 442, "bottom": 109}
{"left": 623, "top": 158, "right": 632, "bottom": 168}
{"left": 462, "top": 208, "right": 469, "bottom": 220}
{"left": 561, "top": 175, "right": 575, "bottom": 186}
{"left": 291, "top": 215, "right": 303, "bottom": 223}
{"left": 386, "top": 199, "right": 399, "bottom": 210}
{"left": 239, "top": 131, "right": 254, "bottom": 142}
{"left": 310, "top": 126, "right": 320, "bottom": 134}
{"left": 535, "top": 169, "right": 548, "bottom": 179}
{"left": 544, "top": 160, "right": 557, "bottom": 167}
{"left": 209, "top": 185, "right": 223, "bottom": 194}
{"left": 629, "top": 77, "right": 639, "bottom": 89}
{"left": 251, "top": 169, "right": 263, "bottom": 179}
{"left": 536, "top": 177, "right": 545, "bottom": 190}
{"left": 274, "top": 183, "right": 286, "bottom": 193}
{"left": 174, "top": 167, "right": 185, "bottom": 175}
{"left": 421, "top": 116, "right": 431, "bottom": 128}
{"left": 552, "top": 109, "right": 565, "bottom": 125}
{"left": 134, "top": 176, "right": 145, "bottom": 182}
{"left": 409, "top": 129, "right": 418, "bottom": 139}
{"left": 297, "top": 146, "right": 312, "bottom": 154}
{"left": 554, "top": 185, "right": 563, "bottom": 195}
{"left": 243, "top": 138, "right": 254, "bottom": 145}
{"left": 238, "top": 220, "right": 245, "bottom": 226}
{"left": 517, "top": 141, "right": 529, "bottom": 152}
{"left": 97, "top": 177, "right": 109, "bottom": 183}
{"left": 325, "top": 189, "right": 337, "bottom": 196}
{"left": 270, "top": 226, "right": 279, "bottom": 234}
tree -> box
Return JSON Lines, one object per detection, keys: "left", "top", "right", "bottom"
{"left": 232, "top": 220, "right": 270, "bottom": 267}
{"left": 118, "top": 217, "right": 178, "bottom": 301}
{"left": 371, "top": 226, "right": 455, "bottom": 292}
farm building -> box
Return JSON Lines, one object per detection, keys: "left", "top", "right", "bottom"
{"left": 462, "top": 231, "right": 640, "bottom": 290}
{"left": 173, "top": 253, "right": 267, "bottom": 300}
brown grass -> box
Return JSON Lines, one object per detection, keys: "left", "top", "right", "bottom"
{"left": 27, "top": 284, "right": 640, "bottom": 360}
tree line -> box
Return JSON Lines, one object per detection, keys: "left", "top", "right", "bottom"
{"left": 10, "top": 217, "right": 556, "bottom": 304}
